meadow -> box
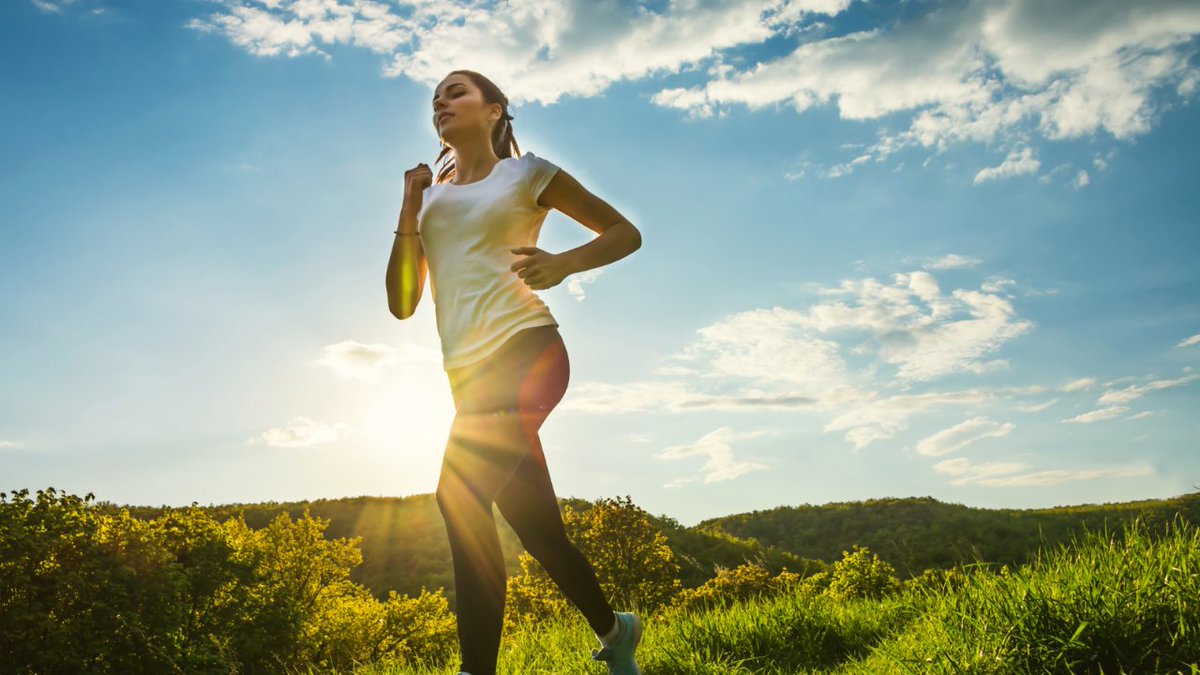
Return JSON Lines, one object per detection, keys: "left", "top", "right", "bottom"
{"left": 3, "top": 488, "right": 1197, "bottom": 674}
{"left": 354, "top": 516, "right": 1199, "bottom": 675}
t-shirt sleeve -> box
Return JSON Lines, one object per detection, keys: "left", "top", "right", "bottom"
{"left": 523, "top": 152, "right": 560, "bottom": 207}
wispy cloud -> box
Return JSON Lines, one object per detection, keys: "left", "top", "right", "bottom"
{"left": 1015, "top": 398, "right": 1058, "bottom": 412}
{"left": 1096, "top": 373, "right": 1200, "bottom": 405}
{"left": 566, "top": 264, "right": 1039, "bottom": 449}
{"left": 659, "top": 427, "right": 771, "bottom": 488}
{"left": 565, "top": 268, "right": 603, "bottom": 301}
{"left": 316, "top": 340, "right": 437, "bottom": 381}
{"left": 248, "top": 416, "right": 354, "bottom": 448}
{"left": 933, "top": 456, "right": 1153, "bottom": 487}
{"left": 916, "top": 417, "right": 1015, "bottom": 457}
{"left": 973, "top": 147, "right": 1040, "bottom": 183}
{"left": 30, "top": 0, "right": 66, "bottom": 13}
{"left": 1059, "top": 378, "right": 1097, "bottom": 393}
{"left": 922, "top": 253, "right": 983, "bottom": 270}
{"left": 973, "top": 464, "right": 1154, "bottom": 487}
{"left": 1062, "top": 405, "right": 1131, "bottom": 424}
{"left": 933, "top": 456, "right": 1029, "bottom": 485}
{"left": 823, "top": 389, "right": 997, "bottom": 450}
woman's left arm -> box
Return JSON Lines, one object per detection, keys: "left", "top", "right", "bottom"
{"left": 510, "top": 169, "right": 642, "bottom": 290}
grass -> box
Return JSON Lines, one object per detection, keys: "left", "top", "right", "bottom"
{"left": 290, "top": 516, "right": 1200, "bottom": 675}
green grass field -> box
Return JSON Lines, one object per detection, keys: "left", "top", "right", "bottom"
{"left": 335, "top": 516, "right": 1198, "bottom": 675}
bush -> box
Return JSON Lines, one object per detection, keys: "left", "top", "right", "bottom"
{"left": 826, "top": 545, "right": 902, "bottom": 601}
{"left": 0, "top": 487, "right": 457, "bottom": 674}
{"left": 669, "top": 561, "right": 802, "bottom": 613}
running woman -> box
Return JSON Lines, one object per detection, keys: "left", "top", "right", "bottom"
{"left": 385, "top": 69, "right": 644, "bottom": 675}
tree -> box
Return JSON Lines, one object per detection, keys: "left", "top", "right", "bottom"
{"left": 505, "top": 495, "right": 682, "bottom": 626}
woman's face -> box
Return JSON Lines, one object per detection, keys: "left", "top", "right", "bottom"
{"left": 432, "top": 75, "right": 498, "bottom": 143}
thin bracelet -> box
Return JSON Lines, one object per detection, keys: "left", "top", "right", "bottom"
{"left": 394, "top": 231, "right": 420, "bottom": 235}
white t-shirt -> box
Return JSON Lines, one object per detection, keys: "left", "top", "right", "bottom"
{"left": 416, "top": 152, "right": 562, "bottom": 370}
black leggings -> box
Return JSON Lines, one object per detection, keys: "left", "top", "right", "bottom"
{"left": 437, "top": 324, "right": 615, "bottom": 675}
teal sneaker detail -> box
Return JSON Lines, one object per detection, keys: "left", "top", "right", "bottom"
{"left": 589, "top": 611, "right": 642, "bottom": 674}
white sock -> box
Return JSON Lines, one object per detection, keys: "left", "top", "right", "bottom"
{"left": 596, "top": 611, "right": 621, "bottom": 646}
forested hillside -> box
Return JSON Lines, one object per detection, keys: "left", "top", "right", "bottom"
{"left": 697, "top": 492, "right": 1200, "bottom": 577}
{"left": 114, "top": 493, "right": 821, "bottom": 605}
{"left": 112, "top": 491, "right": 1200, "bottom": 599}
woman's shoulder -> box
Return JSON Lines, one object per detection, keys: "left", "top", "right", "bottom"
{"left": 520, "top": 150, "right": 554, "bottom": 165}
{"left": 518, "top": 151, "right": 560, "bottom": 177}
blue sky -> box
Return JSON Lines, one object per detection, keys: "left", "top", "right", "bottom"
{"left": 2, "top": 0, "right": 1198, "bottom": 527}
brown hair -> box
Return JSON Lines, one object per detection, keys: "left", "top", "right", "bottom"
{"left": 433, "top": 69, "right": 523, "bottom": 185}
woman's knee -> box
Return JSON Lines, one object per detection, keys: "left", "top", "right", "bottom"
{"left": 516, "top": 521, "right": 574, "bottom": 559}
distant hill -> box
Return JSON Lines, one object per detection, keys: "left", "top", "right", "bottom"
{"left": 695, "top": 493, "right": 1200, "bottom": 577}
{"left": 111, "top": 491, "right": 1199, "bottom": 603}
{"left": 115, "top": 493, "right": 817, "bottom": 606}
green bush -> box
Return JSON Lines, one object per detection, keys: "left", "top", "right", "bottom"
{"left": 0, "top": 487, "right": 456, "bottom": 674}
{"left": 668, "top": 561, "right": 803, "bottom": 613}
{"left": 826, "top": 545, "right": 902, "bottom": 601}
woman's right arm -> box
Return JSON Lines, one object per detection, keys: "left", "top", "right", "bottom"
{"left": 386, "top": 164, "right": 433, "bottom": 320}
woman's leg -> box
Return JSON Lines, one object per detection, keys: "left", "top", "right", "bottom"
{"left": 493, "top": 430, "right": 618, "bottom": 637}
{"left": 436, "top": 325, "right": 572, "bottom": 675}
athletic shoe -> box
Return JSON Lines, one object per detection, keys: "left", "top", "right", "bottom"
{"left": 589, "top": 610, "right": 642, "bottom": 674}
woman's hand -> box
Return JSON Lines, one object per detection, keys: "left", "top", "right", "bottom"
{"left": 401, "top": 163, "right": 433, "bottom": 223}
{"left": 510, "top": 246, "right": 572, "bottom": 290}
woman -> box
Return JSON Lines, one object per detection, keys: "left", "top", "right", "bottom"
{"left": 385, "top": 69, "right": 644, "bottom": 675}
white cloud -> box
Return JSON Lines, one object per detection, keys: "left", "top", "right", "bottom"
{"left": 974, "top": 146, "right": 1040, "bottom": 183}
{"left": 653, "top": 0, "right": 1200, "bottom": 175}
{"left": 560, "top": 379, "right": 825, "bottom": 414}
{"left": 565, "top": 267, "right": 603, "bottom": 301}
{"left": 658, "top": 426, "right": 771, "bottom": 488}
{"left": 1062, "top": 405, "right": 1130, "bottom": 424}
{"left": 1096, "top": 373, "right": 1200, "bottom": 405}
{"left": 673, "top": 307, "right": 850, "bottom": 388}
{"left": 916, "top": 416, "right": 1015, "bottom": 456}
{"left": 932, "top": 456, "right": 1153, "bottom": 487}
{"left": 1015, "top": 398, "right": 1058, "bottom": 412}
{"left": 933, "top": 456, "right": 1029, "bottom": 485}
{"left": 188, "top": 0, "right": 851, "bottom": 104}
{"left": 975, "top": 464, "right": 1154, "bottom": 486}
{"left": 31, "top": 0, "right": 65, "bottom": 12}
{"left": 316, "top": 340, "right": 435, "bottom": 381}
{"left": 248, "top": 416, "right": 354, "bottom": 447}
{"left": 822, "top": 389, "right": 994, "bottom": 451}
{"left": 186, "top": 0, "right": 410, "bottom": 59}
{"left": 187, "top": 0, "right": 1199, "bottom": 173}
{"left": 923, "top": 253, "right": 983, "bottom": 270}
{"left": 980, "top": 276, "right": 1017, "bottom": 293}
{"left": 673, "top": 269, "right": 1033, "bottom": 387}
{"left": 1059, "top": 377, "right": 1097, "bottom": 392}
{"left": 564, "top": 265, "right": 1033, "bottom": 449}
{"left": 1178, "top": 333, "right": 1200, "bottom": 348}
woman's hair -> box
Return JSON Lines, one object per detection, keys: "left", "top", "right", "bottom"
{"left": 433, "top": 69, "right": 523, "bottom": 185}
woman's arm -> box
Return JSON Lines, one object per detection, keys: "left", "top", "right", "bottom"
{"left": 385, "top": 198, "right": 428, "bottom": 320}
{"left": 509, "top": 169, "right": 642, "bottom": 289}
